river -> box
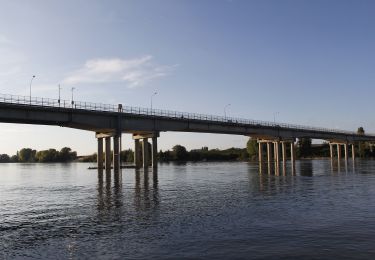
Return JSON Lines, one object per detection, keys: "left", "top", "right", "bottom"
{"left": 1, "top": 160, "right": 375, "bottom": 259}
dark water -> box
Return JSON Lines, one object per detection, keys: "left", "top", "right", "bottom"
{"left": 1, "top": 160, "right": 375, "bottom": 259}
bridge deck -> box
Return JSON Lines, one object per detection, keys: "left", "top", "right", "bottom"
{"left": 0, "top": 93, "right": 374, "bottom": 142}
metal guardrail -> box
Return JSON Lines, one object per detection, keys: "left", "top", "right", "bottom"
{"left": 0, "top": 93, "right": 370, "bottom": 137}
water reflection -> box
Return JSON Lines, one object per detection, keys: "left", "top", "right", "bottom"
{"left": 134, "top": 168, "right": 160, "bottom": 213}
{"left": 259, "top": 161, "right": 296, "bottom": 176}
{"left": 97, "top": 169, "right": 124, "bottom": 216}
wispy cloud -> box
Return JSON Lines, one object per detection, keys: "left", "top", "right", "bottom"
{"left": 63, "top": 56, "right": 175, "bottom": 88}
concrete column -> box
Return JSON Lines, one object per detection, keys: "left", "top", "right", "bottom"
{"left": 152, "top": 137, "right": 158, "bottom": 169}
{"left": 258, "top": 142, "right": 263, "bottom": 163}
{"left": 134, "top": 139, "right": 142, "bottom": 168}
{"left": 291, "top": 142, "right": 296, "bottom": 173}
{"left": 352, "top": 144, "right": 355, "bottom": 160}
{"left": 97, "top": 138, "right": 104, "bottom": 169}
{"left": 275, "top": 142, "right": 280, "bottom": 164}
{"left": 329, "top": 144, "right": 333, "bottom": 160}
{"left": 267, "top": 142, "right": 271, "bottom": 164}
{"left": 105, "top": 137, "right": 111, "bottom": 170}
{"left": 344, "top": 143, "right": 348, "bottom": 162}
{"left": 337, "top": 144, "right": 341, "bottom": 161}
{"left": 273, "top": 142, "right": 277, "bottom": 162}
{"left": 282, "top": 142, "right": 286, "bottom": 166}
{"left": 142, "top": 138, "right": 149, "bottom": 169}
{"left": 113, "top": 134, "right": 121, "bottom": 172}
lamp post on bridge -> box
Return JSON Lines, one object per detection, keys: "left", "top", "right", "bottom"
{"left": 71, "top": 87, "right": 75, "bottom": 108}
{"left": 224, "top": 103, "right": 231, "bottom": 119}
{"left": 58, "top": 84, "right": 62, "bottom": 106}
{"left": 151, "top": 91, "right": 157, "bottom": 111}
{"left": 29, "top": 75, "right": 36, "bottom": 104}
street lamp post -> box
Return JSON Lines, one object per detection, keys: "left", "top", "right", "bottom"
{"left": 29, "top": 75, "right": 36, "bottom": 104}
{"left": 58, "top": 84, "right": 62, "bottom": 106}
{"left": 71, "top": 87, "right": 75, "bottom": 107}
{"left": 224, "top": 104, "right": 231, "bottom": 119}
{"left": 151, "top": 92, "right": 157, "bottom": 111}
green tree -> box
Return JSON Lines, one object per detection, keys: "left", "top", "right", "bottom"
{"left": 172, "top": 145, "right": 188, "bottom": 161}
{"left": 18, "top": 148, "right": 36, "bottom": 162}
{"left": 0, "top": 154, "right": 10, "bottom": 163}
{"left": 120, "top": 149, "right": 134, "bottom": 163}
{"left": 246, "top": 138, "right": 258, "bottom": 160}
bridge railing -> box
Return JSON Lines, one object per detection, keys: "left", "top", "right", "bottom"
{"left": 0, "top": 93, "right": 367, "bottom": 136}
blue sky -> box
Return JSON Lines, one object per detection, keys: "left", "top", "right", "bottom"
{"left": 1, "top": 0, "right": 375, "bottom": 155}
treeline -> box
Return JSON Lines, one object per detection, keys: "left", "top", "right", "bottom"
{"left": 80, "top": 145, "right": 249, "bottom": 163}
{"left": 0, "top": 147, "right": 77, "bottom": 163}
{"left": 159, "top": 145, "right": 248, "bottom": 162}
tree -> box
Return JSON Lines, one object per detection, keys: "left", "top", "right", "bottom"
{"left": 0, "top": 154, "right": 10, "bottom": 163}
{"left": 120, "top": 149, "right": 134, "bottom": 163}
{"left": 246, "top": 138, "right": 258, "bottom": 160}
{"left": 172, "top": 145, "right": 188, "bottom": 161}
{"left": 18, "top": 148, "right": 36, "bottom": 162}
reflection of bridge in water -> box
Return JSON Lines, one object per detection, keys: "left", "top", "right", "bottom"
{"left": 0, "top": 93, "right": 374, "bottom": 175}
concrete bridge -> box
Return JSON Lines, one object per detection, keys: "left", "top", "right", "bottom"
{"left": 0, "top": 93, "right": 374, "bottom": 172}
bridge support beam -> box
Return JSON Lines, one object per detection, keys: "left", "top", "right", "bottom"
{"left": 329, "top": 144, "right": 333, "bottom": 160}
{"left": 267, "top": 142, "right": 271, "bottom": 164}
{"left": 97, "top": 137, "right": 104, "bottom": 170}
{"left": 113, "top": 134, "right": 121, "bottom": 172}
{"left": 133, "top": 132, "right": 159, "bottom": 170}
{"left": 290, "top": 142, "right": 296, "bottom": 172}
{"left": 142, "top": 138, "right": 149, "bottom": 169}
{"left": 134, "top": 139, "right": 142, "bottom": 168}
{"left": 105, "top": 137, "right": 111, "bottom": 170}
{"left": 258, "top": 142, "right": 263, "bottom": 163}
{"left": 344, "top": 143, "right": 348, "bottom": 162}
{"left": 152, "top": 137, "right": 158, "bottom": 169}
{"left": 352, "top": 144, "right": 355, "bottom": 160}
{"left": 337, "top": 144, "right": 341, "bottom": 161}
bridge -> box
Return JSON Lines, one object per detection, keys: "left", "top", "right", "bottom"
{"left": 0, "top": 93, "right": 374, "bottom": 172}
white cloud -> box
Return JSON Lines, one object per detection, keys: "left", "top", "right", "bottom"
{"left": 63, "top": 56, "right": 174, "bottom": 88}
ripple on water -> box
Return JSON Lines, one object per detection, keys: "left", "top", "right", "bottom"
{"left": 1, "top": 160, "right": 375, "bottom": 259}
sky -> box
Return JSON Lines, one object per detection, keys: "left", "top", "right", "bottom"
{"left": 1, "top": 0, "right": 375, "bottom": 155}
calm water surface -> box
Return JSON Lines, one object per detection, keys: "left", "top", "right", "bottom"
{"left": 1, "top": 160, "right": 375, "bottom": 259}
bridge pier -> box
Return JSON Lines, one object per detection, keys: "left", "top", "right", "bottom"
{"left": 258, "top": 142, "right": 263, "bottom": 163}
{"left": 329, "top": 141, "right": 355, "bottom": 164}
{"left": 133, "top": 132, "right": 159, "bottom": 169}
{"left": 142, "top": 138, "right": 149, "bottom": 169}
{"left": 352, "top": 144, "right": 355, "bottom": 160}
{"left": 113, "top": 134, "right": 121, "bottom": 172}
{"left": 152, "top": 137, "right": 158, "bottom": 169}
{"left": 134, "top": 139, "right": 142, "bottom": 168}
{"left": 257, "top": 138, "right": 295, "bottom": 174}
{"left": 290, "top": 141, "right": 296, "bottom": 173}
{"left": 105, "top": 137, "right": 111, "bottom": 170}
{"left": 97, "top": 137, "right": 104, "bottom": 169}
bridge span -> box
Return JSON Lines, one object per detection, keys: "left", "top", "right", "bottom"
{"left": 0, "top": 93, "right": 374, "bottom": 171}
